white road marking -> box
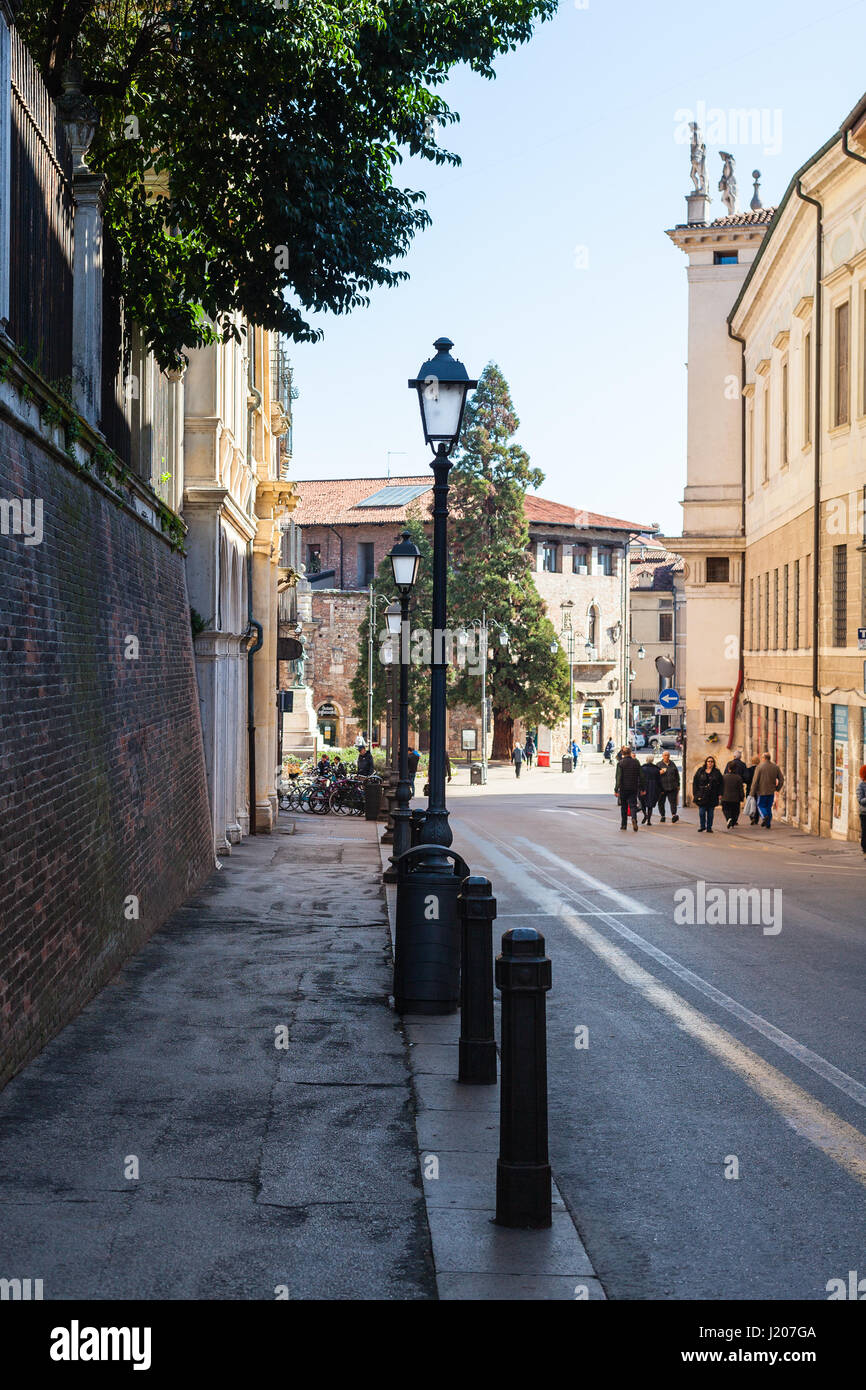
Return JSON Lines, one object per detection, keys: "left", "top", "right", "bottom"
{"left": 458, "top": 820, "right": 866, "bottom": 1115}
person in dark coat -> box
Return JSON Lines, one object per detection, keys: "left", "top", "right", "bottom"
{"left": 721, "top": 766, "right": 745, "bottom": 828}
{"left": 604, "top": 738, "right": 615, "bottom": 763}
{"left": 640, "top": 757, "right": 661, "bottom": 825}
{"left": 615, "top": 749, "right": 645, "bottom": 831}
{"left": 511, "top": 743, "right": 525, "bottom": 779}
{"left": 407, "top": 746, "right": 420, "bottom": 796}
{"left": 356, "top": 745, "right": 374, "bottom": 777}
{"left": 523, "top": 734, "right": 535, "bottom": 768}
{"left": 725, "top": 749, "right": 748, "bottom": 781}
{"left": 692, "top": 756, "right": 723, "bottom": 833}
{"left": 657, "top": 752, "right": 680, "bottom": 822}
{"left": 444, "top": 749, "right": 452, "bottom": 783}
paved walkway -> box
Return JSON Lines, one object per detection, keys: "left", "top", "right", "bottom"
{"left": 0, "top": 815, "right": 435, "bottom": 1300}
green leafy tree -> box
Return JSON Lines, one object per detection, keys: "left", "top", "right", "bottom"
{"left": 449, "top": 363, "right": 569, "bottom": 757}
{"left": 350, "top": 514, "right": 433, "bottom": 739}
{"left": 16, "top": 0, "right": 556, "bottom": 369}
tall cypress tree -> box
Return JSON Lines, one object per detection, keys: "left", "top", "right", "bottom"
{"left": 449, "top": 364, "right": 568, "bottom": 756}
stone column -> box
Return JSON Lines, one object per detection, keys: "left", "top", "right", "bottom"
{"left": 57, "top": 63, "right": 104, "bottom": 426}
{"left": 252, "top": 537, "right": 275, "bottom": 832}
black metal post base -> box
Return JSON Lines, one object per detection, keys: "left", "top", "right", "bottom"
{"left": 495, "top": 1160, "right": 552, "bottom": 1229}
{"left": 459, "top": 1037, "right": 497, "bottom": 1084}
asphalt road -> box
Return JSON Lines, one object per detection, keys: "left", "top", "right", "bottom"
{"left": 446, "top": 759, "right": 866, "bottom": 1301}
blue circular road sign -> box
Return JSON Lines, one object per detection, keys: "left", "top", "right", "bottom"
{"left": 659, "top": 688, "right": 680, "bottom": 709}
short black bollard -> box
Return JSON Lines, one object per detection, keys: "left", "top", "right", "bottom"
{"left": 494, "top": 927, "right": 552, "bottom": 1228}
{"left": 458, "top": 877, "right": 498, "bottom": 1085}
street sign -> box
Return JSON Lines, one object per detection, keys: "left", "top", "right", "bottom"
{"left": 659, "top": 688, "right": 680, "bottom": 709}
{"left": 858, "top": 628, "right": 866, "bottom": 651}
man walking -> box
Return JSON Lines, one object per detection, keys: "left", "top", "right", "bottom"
{"left": 524, "top": 733, "right": 535, "bottom": 769}
{"left": 615, "top": 748, "right": 644, "bottom": 832}
{"left": 721, "top": 762, "right": 745, "bottom": 828}
{"left": 511, "top": 742, "right": 525, "bottom": 779}
{"left": 725, "top": 749, "right": 748, "bottom": 781}
{"left": 407, "top": 746, "right": 420, "bottom": 797}
{"left": 657, "top": 751, "right": 680, "bottom": 823}
{"left": 750, "top": 751, "right": 784, "bottom": 828}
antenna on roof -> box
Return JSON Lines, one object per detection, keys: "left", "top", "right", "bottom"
{"left": 386, "top": 451, "right": 407, "bottom": 480}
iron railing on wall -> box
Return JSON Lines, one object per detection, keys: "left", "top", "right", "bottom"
{"left": 8, "top": 29, "right": 74, "bottom": 384}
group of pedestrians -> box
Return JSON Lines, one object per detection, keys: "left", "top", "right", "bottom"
{"left": 691, "top": 750, "right": 784, "bottom": 832}
{"left": 510, "top": 733, "right": 582, "bottom": 777}
{"left": 614, "top": 748, "right": 681, "bottom": 830}
{"left": 614, "top": 745, "right": 789, "bottom": 835}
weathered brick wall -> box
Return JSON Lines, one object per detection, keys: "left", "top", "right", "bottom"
{"left": 0, "top": 416, "right": 214, "bottom": 1088}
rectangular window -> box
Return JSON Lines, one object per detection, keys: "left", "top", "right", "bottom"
{"left": 803, "top": 330, "right": 812, "bottom": 446}
{"left": 573, "top": 545, "right": 589, "bottom": 573}
{"left": 833, "top": 544, "right": 848, "bottom": 646}
{"left": 306, "top": 544, "right": 321, "bottom": 574}
{"left": 747, "top": 400, "right": 755, "bottom": 495}
{"left": 763, "top": 572, "right": 770, "bottom": 651}
{"left": 773, "top": 569, "right": 779, "bottom": 648}
{"left": 358, "top": 541, "right": 375, "bottom": 586}
{"left": 659, "top": 611, "right": 673, "bottom": 642}
{"left": 598, "top": 548, "right": 614, "bottom": 577}
{"left": 750, "top": 576, "right": 756, "bottom": 649}
{"left": 793, "top": 558, "right": 800, "bottom": 648}
{"left": 783, "top": 563, "right": 789, "bottom": 650}
{"left": 781, "top": 359, "right": 789, "bottom": 466}
{"left": 714, "top": 251, "right": 738, "bottom": 265}
{"left": 542, "top": 542, "right": 558, "bottom": 573}
{"left": 706, "top": 556, "right": 730, "bottom": 583}
{"left": 762, "top": 383, "right": 770, "bottom": 482}
{"left": 834, "top": 301, "right": 850, "bottom": 428}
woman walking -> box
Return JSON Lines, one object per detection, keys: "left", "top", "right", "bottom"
{"left": 524, "top": 734, "right": 535, "bottom": 769}
{"left": 692, "top": 755, "right": 723, "bottom": 833}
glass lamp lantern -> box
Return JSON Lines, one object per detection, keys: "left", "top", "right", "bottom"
{"left": 408, "top": 338, "right": 478, "bottom": 455}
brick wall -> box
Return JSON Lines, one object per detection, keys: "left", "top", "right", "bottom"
{"left": 0, "top": 416, "right": 214, "bottom": 1088}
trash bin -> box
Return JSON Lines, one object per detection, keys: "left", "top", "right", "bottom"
{"left": 364, "top": 777, "right": 383, "bottom": 820}
{"left": 470, "top": 762, "right": 483, "bottom": 786}
{"left": 561, "top": 755, "right": 573, "bottom": 773}
{"left": 394, "top": 845, "right": 470, "bottom": 1014}
{"left": 537, "top": 751, "right": 550, "bottom": 768}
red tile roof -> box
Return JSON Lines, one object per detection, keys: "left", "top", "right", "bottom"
{"left": 291, "top": 478, "right": 653, "bottom": 534}
{"left": 709, "top": 207, "right": 776, "bottom": 227}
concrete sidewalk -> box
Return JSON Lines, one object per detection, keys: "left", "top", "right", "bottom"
{"left": 0, "top": 815, "right": 434, "bottom": 1300}
{"left": 379, "top": 840, "right": 605, "bottom": 1300}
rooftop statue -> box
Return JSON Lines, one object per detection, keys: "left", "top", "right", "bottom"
{"left": 719, "top": 152, "right": 738, "bottom": 216}
{"left": 689, "top": 122, "right": 708, "bottom": 194}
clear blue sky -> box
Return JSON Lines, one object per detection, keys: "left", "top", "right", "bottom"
{"left": 287, "top": 0, "right": 866, "bottom": 534}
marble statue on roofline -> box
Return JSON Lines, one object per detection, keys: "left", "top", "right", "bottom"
{"left": 719, "top": 152, "right": 738, "bottom": 215}
{"left": 689, "top": 122, "right": 708, "bottom": 194}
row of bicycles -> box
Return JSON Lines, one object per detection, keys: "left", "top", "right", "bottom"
{"left": 278, "top": 771, "right": 377, "bottom": 816}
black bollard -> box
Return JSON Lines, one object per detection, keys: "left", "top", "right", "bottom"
{"left": 458, "top": 877, "right": 498, "bottom": 1085}
{"left": 494, "top": 927, "right": 552, "bottom": 1228}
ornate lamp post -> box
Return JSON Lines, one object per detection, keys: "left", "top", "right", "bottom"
{"left": 385, "top": 534, "right": 421, "bottom": 882}
{"left": 407, "top": 338, "right": 477, "bottom": 858}
{"left": 392, "top": 339, "right": 476, "bottom": 1016}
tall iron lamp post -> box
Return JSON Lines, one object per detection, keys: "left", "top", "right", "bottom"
{"left": 392, "top": 339, "right": 476, "bottom": 1016}
{"left": 384, "top": 534, "right": 420, "bottom": 883}
{"left": 407, "top": 338, "right": 477, "bottom": 859}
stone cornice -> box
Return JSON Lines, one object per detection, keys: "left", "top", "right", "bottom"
{"left": 773, "top": 330, "right": 790, "bottom": 350}
{"left": 793, "top": 295, "right": 814, "bottom": 320}
{"left": 183, "top": 483, "right": 258, "bottom": 541}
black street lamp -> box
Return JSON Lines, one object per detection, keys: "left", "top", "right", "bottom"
{"left": 407, "top": 338, "right": 477, "bottom": 857}
{"left": 384, "top": 537, "right": 420, "bottom": 883}
{"left": 392, "top": 339, "right": 476, "bottom": 1016}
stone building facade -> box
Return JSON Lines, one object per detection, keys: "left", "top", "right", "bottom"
{"left": 289, "top": 477, "right": 649, "bottom": 757}
{"left": 666, "top": 93, "right": 866, "bottom": 837}
{"left": 629, "top": 540, "right": 686, "bottom": 730}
